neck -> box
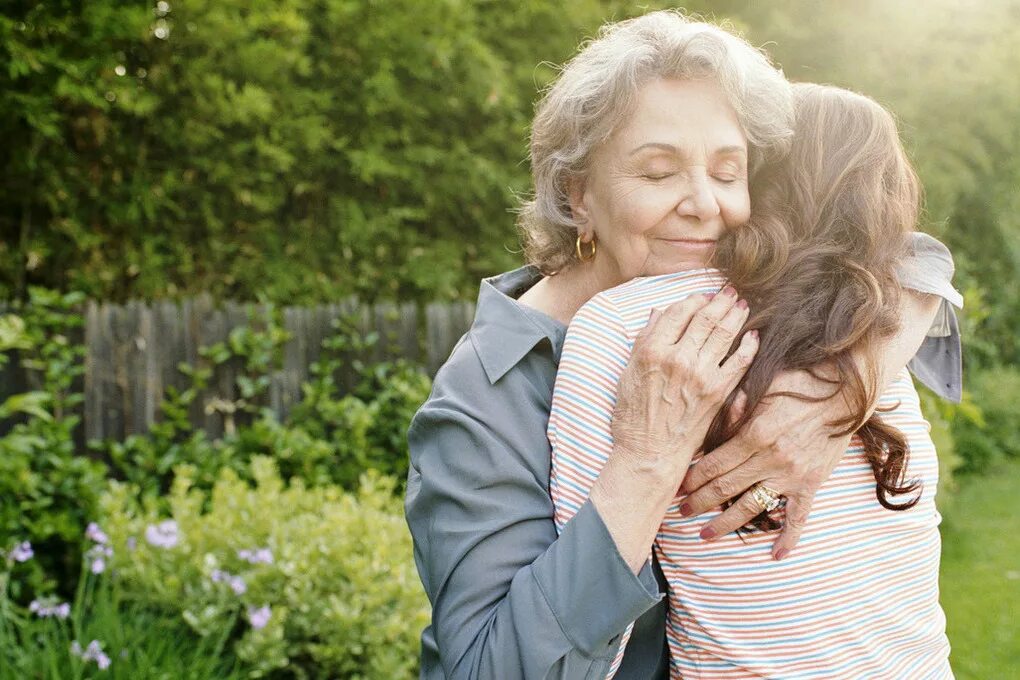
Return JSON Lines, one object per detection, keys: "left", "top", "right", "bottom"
{"left": 518, "top": 260, "right": 623, "bottom": 326}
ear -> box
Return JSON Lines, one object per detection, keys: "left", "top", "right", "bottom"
{"left": 567, "top": 174, "right": 591, "bottom": 236}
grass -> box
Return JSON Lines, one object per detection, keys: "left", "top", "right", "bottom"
{"left": 939, "top": 460, "right": 1020, "bottom": 679}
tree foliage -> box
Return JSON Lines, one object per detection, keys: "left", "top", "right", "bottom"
{"left": 1, "top": 0, "right": 1018, "bottom": 364}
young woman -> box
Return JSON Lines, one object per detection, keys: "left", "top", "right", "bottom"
{"left": 550, "top": 83, "right": 957, "bottom": 678}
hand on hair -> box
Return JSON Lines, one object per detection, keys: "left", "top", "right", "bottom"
{"left": 675, "top": 369, "right": 853, "bottom": 559}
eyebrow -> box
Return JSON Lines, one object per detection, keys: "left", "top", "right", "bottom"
{"left": 628, "top": 142, "right": 747, "bottom": 157}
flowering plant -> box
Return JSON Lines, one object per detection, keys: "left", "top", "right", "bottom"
{"left": 98, "top": 456, "right": 429, "bottom": 678}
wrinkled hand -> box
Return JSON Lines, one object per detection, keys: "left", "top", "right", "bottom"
{"left": 611, "top": 287, "right": 759, "bottom": 484}
{"left": 677, "top": 369, "right": 853, "bottom": 560}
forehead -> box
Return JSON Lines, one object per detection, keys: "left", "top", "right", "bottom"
{"left": 612, "top": 77, "right": 747, "bottom": 153}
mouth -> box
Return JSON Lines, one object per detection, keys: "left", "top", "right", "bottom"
{"left": 659, "top": 238, "right": 718, "bottom": 248}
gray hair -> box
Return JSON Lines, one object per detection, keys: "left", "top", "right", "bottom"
{"left": 518, "top": 10, "right": 795, "bottom": 273}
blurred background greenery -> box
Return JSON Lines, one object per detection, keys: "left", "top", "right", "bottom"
{"left": 0, "top": 1, "right": 1017, "bottom": 677}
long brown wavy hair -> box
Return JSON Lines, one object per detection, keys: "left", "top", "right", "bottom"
{"left": 709, "top": 83, "right": 924, "bottom": 529}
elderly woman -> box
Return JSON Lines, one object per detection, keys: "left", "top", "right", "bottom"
{"left": 550, "top": 82, "right": 955, "bottom": 678}
{"left": 404, "top": 11, "right": 961, "bottom": 680}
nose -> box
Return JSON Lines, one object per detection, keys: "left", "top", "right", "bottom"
{"left": 676, "top": 172, "right": 721, "bottom": 222}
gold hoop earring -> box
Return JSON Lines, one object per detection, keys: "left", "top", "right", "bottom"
{"left": 575, "top": 234, "right": 597, "bottom": 262}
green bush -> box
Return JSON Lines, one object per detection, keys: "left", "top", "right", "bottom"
{"left": 98, "top": 457, "right": 430, "bottom": 679}
{"left": 0, "top": 290, "right": 107, "bottom": 598}
{"left": 101, "top": 311, "right": 431, "bottom": 501}
{"left": 952, "top": 367, "right": 1020, "bottom": 475}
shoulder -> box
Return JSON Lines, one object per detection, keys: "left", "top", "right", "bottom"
{"left": 572, "top": 269, "right": 728, "bottom": 340}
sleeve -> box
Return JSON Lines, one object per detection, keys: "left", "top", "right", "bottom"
{"left": 896, "top": 232, "right": 965, "bottom": 403}
{"left": 548, "top": 293, "right": 649, "bottom": 679}
{"left": 404, "top": 344, "right": 663, "bottom": 680}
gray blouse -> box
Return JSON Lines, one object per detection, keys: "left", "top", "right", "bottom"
{"left": 404, "top": 232, "right": 964, "bottom": 680}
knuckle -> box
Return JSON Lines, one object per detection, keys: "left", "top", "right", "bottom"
{"left": 700, "top": 306, "right": 725, "bottom": 324}
{"left": 773, "top": 446, "right": 799, "bottom": 471}
{"left": 695, "top": 457, "right": 719, "bottom": 481}
{"left": 746, "top": 419, "right": 773, "bottom": 446}
{"left": 709, "top": 478, "right": 736, "bottom": 499}
{"left": 786, "top": 512, "right": 808, "bottom": 529}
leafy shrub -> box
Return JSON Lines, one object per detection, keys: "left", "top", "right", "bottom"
{"left": 98, "top": 457, "right": 430, "bottom": 679}
{"left": 0, "top": 289, "right": 106, "bottom": 598}
{"left": 952, "top": 367, "right": 1020, "bottom": 475}
{"left": 101, "top": 311, "right": 430, "bottom": 501}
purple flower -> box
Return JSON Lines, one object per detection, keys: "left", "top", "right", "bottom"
{"left": 86, "top": 544, "right": 113, "bottom": 574}
{"left": 144, "top": 520, "right": 179, "bottom": 549}
{"left": 229, "top": 575, "right": 247, "bottom": 595}
{"left": 29, "top": 599, "right": 71, "bottom": 619}
{"left": 85, "top": 522, "right": 109, "bottom": 545}
{"left": 71, "top": 639, "right": 111, "bottom": 670}
{"left": 247, "top": 604, "right": 271, "bottom": 630}
{"left": 237, "top": 547, "right": 274, "bottom": 565}
{"left": 8, "top": 541, "right": 33, "bottom": 562}
{"left": 126, "top": 536, "right": 137, "bottom": 551}
{"left": 210, "top": 569, "right": 246, "bottom": 595}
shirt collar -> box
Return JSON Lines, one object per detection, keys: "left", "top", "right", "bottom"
{"left": 469, "top": 265, "right": 566, "bottom": 384}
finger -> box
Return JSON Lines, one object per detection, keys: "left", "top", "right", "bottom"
{"left": 643, "top": 294, "right": 711, "bottom": 350}
{"left": 726, "top": 389, "right": 748, "bottom": 429}
{"left": 696, "top": 490, "right": 765, "bottom": 541}
{"left": 679, "top": 454, "right": 766, "bottom": 516}
{"left": 677, "top": 418, "right": 759, "bottom": 496}
{"left": 771, "top": 494, "right": 814, "bottom": 560}
{"left": 717, "top": 330, "right": 759, "bottom": 393}
{"left": 675, "top": 286, "right": 739, "bottom": 350}
{"left": 697, "top": 297, "right": 750, "bottom": 366}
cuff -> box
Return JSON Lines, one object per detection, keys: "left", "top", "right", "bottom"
{"left": 532, "top": 497, "right": 664, "bottom": 657}
{"left": 908, "top": 305, "right": 963, "bottom": 403}
{"left": 897, "top": 232, "right": 965, "bottom": 316}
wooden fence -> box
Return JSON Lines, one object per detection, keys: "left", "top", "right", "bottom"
{"left": 0, "top": 293, "right": 476, "bottom": 442}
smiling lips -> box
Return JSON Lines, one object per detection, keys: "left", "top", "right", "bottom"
{"left": 661, "top": 238, "right": 717, "bottom": 248}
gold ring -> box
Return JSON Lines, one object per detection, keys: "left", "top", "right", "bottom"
{"left": 750, "top": 483, "right": 782, "bottom": 513}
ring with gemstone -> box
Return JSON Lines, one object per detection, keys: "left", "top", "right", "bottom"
{"left": 750, "top": 483, "right": 783, "bottom": 513}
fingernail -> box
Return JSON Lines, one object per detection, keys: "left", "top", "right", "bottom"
{"left": 774, "top": 548, "right": 788, "bottom": 561}
{"left": 703, "top": 292, "right": 716, "bottom": 300}
{"left": 699, "top": 526, "right": 716, "bottom": 540}
{"left": 750, "top": 329, "right": 759, "bottom": 340}
{"left": 722, "top": 286, "right": 737, "bottom": 297}
{"left": 679, "top": 503, "right": 692, "bottom": 516}
{"left": 737, "top": 299, "right": 748, "bottom": 310}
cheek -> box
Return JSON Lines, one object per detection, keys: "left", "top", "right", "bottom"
{"left": 720, "top": 186, "right": 751, "bottom": 229}
{"left": 608, "top": 185, "right": 676, "bottom": 235}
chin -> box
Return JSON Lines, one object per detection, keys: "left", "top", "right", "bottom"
{"left": 641, "top": 256, "right": 714, "bottom": 276}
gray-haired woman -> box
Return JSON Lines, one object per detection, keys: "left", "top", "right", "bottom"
{"left": 404, "top": 11, "right": 962, "bottom": 679}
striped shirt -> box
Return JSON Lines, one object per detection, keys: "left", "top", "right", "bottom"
{"left": 549, "top": 269, "right": 952, "bottom": 679}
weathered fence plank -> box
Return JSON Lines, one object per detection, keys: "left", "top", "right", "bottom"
{"left": 2, "top": 295, "right": 478, "bottom": 442}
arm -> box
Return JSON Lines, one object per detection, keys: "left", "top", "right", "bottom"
{"left": 405, "top": 357, "right": 663, "bottom": 680}
{"left": 405, "top": 287, "right": 757, "bottom": 679}
{"left": 677, "top": 233, "right": 964, "bottom": 557}
{"left": 548, "top": 292, "right": 654, "bottom": 678}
